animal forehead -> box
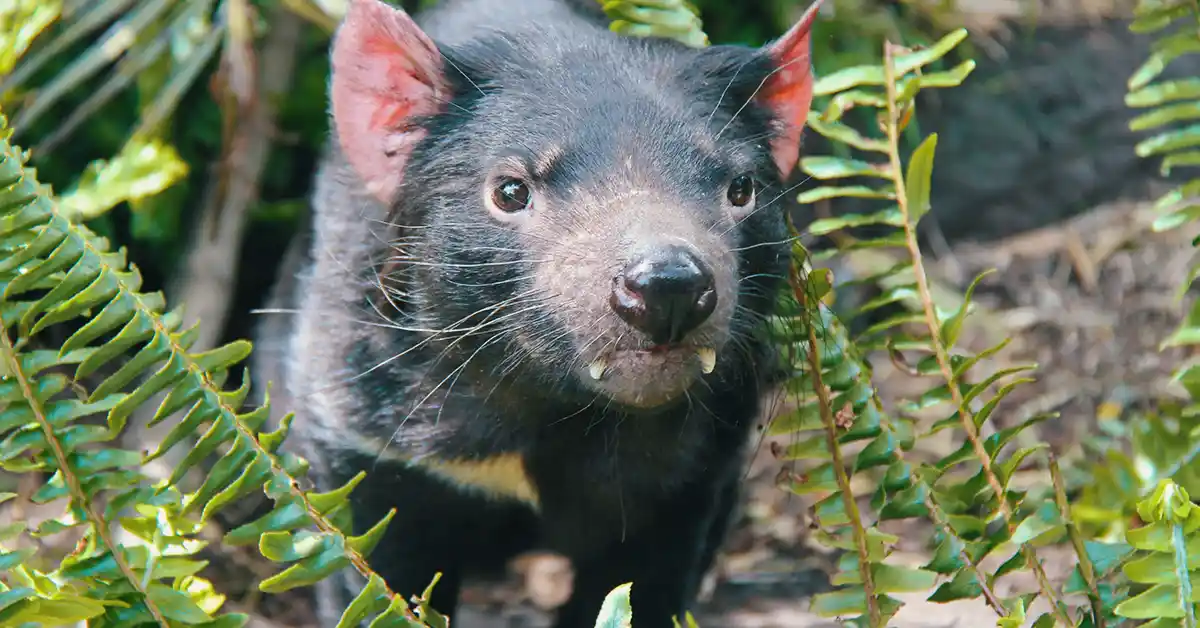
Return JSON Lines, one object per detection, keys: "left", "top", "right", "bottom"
{"left": 480, "top": 74, "right": 744, "bottom": 168}
{"left": 490, "top": 102, "right": 732, "bottom": 193}
{"left": 454, "top": 34, "right": 772, "bottom": 183}
{"left": 471, "top": 32, "right": 731, "bottom": 115}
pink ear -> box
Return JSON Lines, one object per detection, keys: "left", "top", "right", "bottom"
{"left": 330, "top": 0, "right": 448, "bottom": 203}
{"left": 759, "top": 0, "right": 823, "bottom": 177}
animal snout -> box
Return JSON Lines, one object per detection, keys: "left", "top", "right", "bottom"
{"left": 609, "top": 244, "right": 718, "bottom": 345}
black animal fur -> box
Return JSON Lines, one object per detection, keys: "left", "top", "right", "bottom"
{"left": 253, "top": 1, "right": 807, "bottom": 626}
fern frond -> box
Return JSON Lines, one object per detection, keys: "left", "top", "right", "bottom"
{"left": 0, "top": 116, "right": 230, "bottom": 626}
{"left": 1121, "top": 0, "right": 1200, "bottom": 492}
{"left": 0, "top": 110, "right": 455, "bottom": 626}
{"left": 769, "top": 30, "right": 987, "bottom": 626}
{"left": 1078, "top": 1, "right": 1200, "bottom": 623}
{"left": 767, "top": 27, "right": 1137, "bottom": 626}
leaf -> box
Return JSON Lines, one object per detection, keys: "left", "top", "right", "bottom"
{"left": 806, "top": 115, "right": 891, "bottom": 153}
{"left": 258, "top": 532, "right": 353, "bottom": 593}
{"left": 1127, "top": 78, "right": 1200, "bottom": 108}
{"left": 1130, "top": 0, "right": 1198, "bottom": 33}
{"left": 601, "top": 0, "right": 708, "bottom": 47}
{"left": 57, "top": 136, "right": 189, "bottom": 222}
{"left": 1162, "top": 150, "right": 1200, "bottom": 175}
{"left": 807, "top": 207, "right": 906, "bottom": 235}
{"left": 1129, "top": 31, "right": 1200, "bottom": 90}
{"left": 1114, "top": 582, "right": 1190, "bottom": 619}
{"left": 146, "top": 583, "right": 215, "bottom": 624}
{"left": 903, "top": 133, "right": 938, "bottom": 224}
{"left": 903, "top": 60, "right": 976, "bottom": 90}
{"left": 928, "top": 569, "right": 983, "bottom": 602}
{"left": 337, "top": 574, "right": 393, "bottom": 628}
{"left": 1086, "top": 540, "right": 1135, "bottom": 576}
{"left": 822, "top": 89, "right": 887, "bottom": 120}
{"left": 1135, "top": 124, "right": 1200, "bottom": 158}
{"left": 593, "top": 583, "right": 634, "bottom": 628}
{"left": 1131, "top": 101, "right": 1200, "bottom": 131}
{"left": 1010, "top": 502, "right": 1064, "bottom": 546}
{"left": 0, "top": 593, "right": 114, "bottom": 625}
{"left": 810, "top": 586, "right": 870, "bottom": 616}
{"left": 806, "top": 267, "right": 835, "bottom": 303}
{"left": 871, "top": 562, "right": 939, "bottom": 593}
{"left": 854, "top": 430, "right": 897, "bottom": 471}
{"left": 812, "top": 28, "right": 969, "bottom": 95}
{"left": 0, "top": 1, "right": 63, "bottom": 80}
{"left": 801, "top": 156, "right": 893, "bottom": 180}
{"left": 797, "top": 185, "right": 896, "bottom": 204}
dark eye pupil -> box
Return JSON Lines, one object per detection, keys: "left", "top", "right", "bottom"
{"left": 728, "top": 175, "right": 754, "bottom": 207}
{"left": 493, "top": 178, "right": 531, "bottom": 212}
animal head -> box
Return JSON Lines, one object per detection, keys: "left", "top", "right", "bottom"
{"left": 331, "top": 0, "right": 820, "bottom": 411}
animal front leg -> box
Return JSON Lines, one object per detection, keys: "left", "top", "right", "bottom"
{"left": 330, "top": 458, "right": 469, "bottom": 621}
{"left": 332, "top": 452, "right": 544, "bottom": 625}
{"left": 691, "top": 474, "right": 742, "bottom": 600}
{"left": 551, "top": 501, "right": 720, "bottom": 628}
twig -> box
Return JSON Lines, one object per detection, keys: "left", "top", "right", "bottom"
{"left": 175, "top": 1, "right": 301, "bottom": 354}
{"left": 1062, "top": 228, "right": 1098, "bottom": 294}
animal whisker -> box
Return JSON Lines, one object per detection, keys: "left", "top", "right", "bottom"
{"left": 304, "top": 292, "right": 554, "bottom": 400}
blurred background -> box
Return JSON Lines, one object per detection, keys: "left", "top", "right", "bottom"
{"left": 3, "top": 0, "right": 1196, "bottom": 625}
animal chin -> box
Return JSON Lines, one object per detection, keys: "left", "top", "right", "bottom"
{"left": 581, "top": 343, "right": 717, "bottom": 409}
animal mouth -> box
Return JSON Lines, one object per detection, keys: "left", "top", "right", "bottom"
{"left": 586, "top": 343, "right": 716, "bottom": 381}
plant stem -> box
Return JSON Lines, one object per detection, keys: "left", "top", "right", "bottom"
{"left": 880, "top": 40, "right": 1006, "bottom": 523}
{"left": 923, "top": 499, "right": 1008, "bottom": 615}
{"left": 0, "top": 326, "right": 171, "bottom": 627}
{"left": 881, "top": 39, "right": 1070, "bottom": 624}
{"left": 1173, "top": 519, "right": 1197, "bottom": 628}
{"left": 1050, "top": 453, "right": 1105, "bottom": 627}
{"left": 793, "top": 267, "right": 882, "bottom": 627}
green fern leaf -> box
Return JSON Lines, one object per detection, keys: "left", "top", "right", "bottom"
{"left": 0, "top": 108, "right": 443, "bottom": 626}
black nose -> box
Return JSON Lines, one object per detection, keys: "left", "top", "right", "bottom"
{"left": 609, "top": 245, "right": 717, "bottom": 345}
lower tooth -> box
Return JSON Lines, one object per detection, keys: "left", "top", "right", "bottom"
{"left": 697, "top": 347, "right": 716, "bottom": 374}
{"left": 588, "top": 358, "right": 608, "bottom": 380}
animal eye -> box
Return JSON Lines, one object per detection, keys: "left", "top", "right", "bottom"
{"left": 727, "top": 175, "right": 755, "bottom": 207}
{"left": 491, "top": 178, "right": 532, "bottom": 213}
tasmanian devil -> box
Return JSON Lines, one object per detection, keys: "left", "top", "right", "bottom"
{"left": 252, "top": 0, "right": 821, "bottom": 625}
